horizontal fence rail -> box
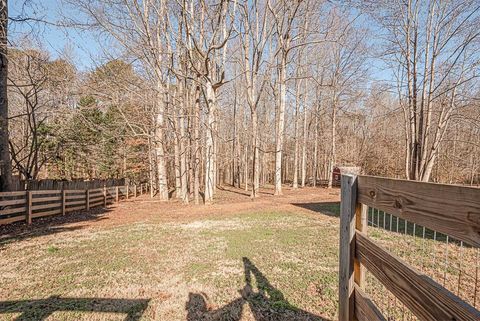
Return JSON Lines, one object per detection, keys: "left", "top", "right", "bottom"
{"left": 0, "top": 183, "right": 150, "bottom": 226}
{"left": 339, "top": 174, "right": 480, "bottom": 321}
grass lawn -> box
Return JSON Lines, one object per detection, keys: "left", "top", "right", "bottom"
{"left": 0, "top": 186, "right": 341, "bottom": 321}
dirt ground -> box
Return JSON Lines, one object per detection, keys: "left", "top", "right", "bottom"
{"left": 0, "top": 185, "right": 341, "bottom": 321}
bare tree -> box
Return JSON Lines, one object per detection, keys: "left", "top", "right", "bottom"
{"left": 0, "top": 0, "right": 12, "bottom": 190}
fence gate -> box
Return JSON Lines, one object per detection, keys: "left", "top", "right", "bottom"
{"left": 339, "top": 174, "right": 480, "bottom": 321}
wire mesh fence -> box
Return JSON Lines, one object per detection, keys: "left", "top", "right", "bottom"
{"left": 363, "top": 207, "right": 479, "bottom": 320}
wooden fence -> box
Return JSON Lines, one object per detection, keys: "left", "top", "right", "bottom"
{"left": 0, "top": 183, "right": 149, "bottom": 226}
{"left": 339, "top": 175, "right": 480, "bottom": 321}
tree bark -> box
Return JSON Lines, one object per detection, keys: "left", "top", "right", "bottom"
{"left": 274, "top": 54, "right": 287, "bottom": 195}
{"left": 204, "top": 81, "right": 216, "bottom": 203}
{"left": 0, "top": 0, "right": 12, "bottom": 191}
{"left": 156, "top": 82, "right": 169, "bottom": 201}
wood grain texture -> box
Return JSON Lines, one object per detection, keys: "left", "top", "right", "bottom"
{"left": 66, "top": 194, "right": 86, "bottom": 200}
{"left": 32, "top": 203, "right": 61, "bottom": 211}
{"left": 0, "top": 191, "right": 26, "bottom": 197}
{"left": 0, "top": 198, "right": 26, "bottom": 206}
{"left": 357, "top": 175, "right": 480, "bottom": 247}
{"left": 339, "top": 174, "right": 357, "bottom": 321}
{"left": 0, "top": 215, "right": 26, "bottom": 224}
{"left": 33, "top": 196, "right": 62, "bottom": 203}
{"left": 31, "top": 190, "right": 62, "bottom": 195}
{"left": 0, "top": 206, "right": 26, "bottom": 216}
{"left": 356, "top": 232, "right": 480, "bottom": 321}
{"left": 354, "top": 204, "right": 367, "bottom": 286}
{"left": 26, "top": 191, "right": 32, "bottom": 224}
{"left": 354, "top": 284, "right": 386, "bottom": 321}
{"left": 32, "top": 209, "right": 62, "bottom": 218}
{"left": 65, "top": 205, "right": 86, "bottom": 212}
{"left": 66, "top": 200, "right": 86, "bottom": 206}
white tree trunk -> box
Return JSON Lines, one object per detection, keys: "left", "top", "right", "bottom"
{"left": 204, "top": 81, "right": 216, "bottom": 203}
{"left": 274, "top": 56, "right": 287, "bottom": 195}
{"left": 156, "top": 108, "right": 169, "bottom": 201}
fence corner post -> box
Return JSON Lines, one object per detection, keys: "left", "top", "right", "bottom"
{"left": 115, "top": 186, "right": 119, "bottom": 203}
{"left": 26, "top": 190, "right": 32, "bottom": 225}
{"left": 86, "top": 189, "right": 90, "bottom": 210}
{"left": 61, "top": 189, "right": 66, "bottom": 215}
{"left": 126, "top": 185, "right": 129, "bottom": 199}
{"left": 339, "top": 174, "right": 357, "bottom": 321}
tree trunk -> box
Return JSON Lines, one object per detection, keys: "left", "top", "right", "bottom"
{"left": 156, "top": 83, "right": 169, "bottom": 201}
{"left": 251, "top": 109, "right": 259, "bottom": 197}
{"left": 328, "top": 97, "right": 337, "bottom": 189}
{"left": 0, "top": 0, "right": 12, "bottom": 191}
{"left": 193, "top": 84, "right": 201, "bottom": 204}
{"left": 179, "top": 94, "right": 189, "bottom": 203}
{"left": 301, "top": 101, "right": 308, "bottom": 188}
{"left": 204, "top": 81, "right": 216, "bottom": 203}
{"left": 173, "top": 107, "right": 181, "bottom": 198}
{"left": 293, "top": 84, "right": 300, "bottom": 189}
{"left": 274, "top": 55, "right": 287, "bottom": 195}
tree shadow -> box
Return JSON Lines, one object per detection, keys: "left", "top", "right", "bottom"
{"left": 216, "top": 185, "right": 274, "bottom": 198}
{"left": 0, "top": 207, "right": 112, "bottom": 246}
{"left": 186, "top": 257, "right": 330, "bottom": 321}
{"left": 0, "top": 296, "right": 150, "bottom": 321}
{"left": 291, "top": 202, "right": 340, "bottom": 218}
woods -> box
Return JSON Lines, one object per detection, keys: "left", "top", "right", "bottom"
{"left": 2, "top": 0, "right": 480, "bottom": 199}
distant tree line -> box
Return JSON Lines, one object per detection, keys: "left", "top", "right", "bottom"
{"left": 0, "top": 0, "right": 478, "bottom": 200}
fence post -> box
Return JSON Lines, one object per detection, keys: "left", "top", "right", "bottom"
{"left": 126, "top": 185, "right": 129, "bottom": 199}
{"left": 134, "top": 184, "right": 137, "bottom": 198}
{"left": 61, "top": 189, "right": 66, "bottom": 215}
{"left": 103, "top": 186, "right": 107, "bottom": 207}
{"left": 115, "top": 186, "right": 119, "bottom": 202}
{"left": 26, "top": 191, "right": 32, "bottom": 224}
{"left": 86, "top": 189, "right": 90, "bottom": 210}
{"left": 339, "top": 174, "right": 357, "bottom": 321}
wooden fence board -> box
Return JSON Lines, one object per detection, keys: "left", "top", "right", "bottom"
{"left": 65, "top": 189, "right": 86, "bottom": 193}
{"left": 0, "top": 215, "right": 26, "bottom": 224}
{"left": 32, "top": 209, "right": 62, "bottom": 218}
{"left": 0, "top": 207, "right": 26, "bottom": 216}
{"left": 0, "top": 191, "right": 26, "bottom": 197}
{"left": 354, "top": 285, "right": 386, "bottom": 321}
{"left": 0, "top": 184, "right": 143, "bottom": 225}
{"left": 32, "top": 203, "right": 61, "bottom": 211}
{"left": 33, "top": 196, "right": 61, "bottom": 203}
{"left": 66, "top": 200, "right": 86, "bottom": 206}
{"left": 65, "top": 205, "right": 86, "bottom": 212}
{"left": 356, "top": 231, "right": 480, "bottom": 321}
{"left": 89, "top": 200, "right": 104, "bottom": 207}
{"left": 339, "top": 175, "right": 357, "bottom": 321}
{"left": 66, "top": 194, "right": 86, "bottom": 200}
{"left": 357, "top": 175, "right": 480, "bottom": 247}
{"left": 0, "top": 199, "right": 26, "bottom": 206}
{"left": 31, "top": 190, "right": 62, "bottom": 195}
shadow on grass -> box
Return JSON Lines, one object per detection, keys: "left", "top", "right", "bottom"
{"left": 0, "top": 296, "right": 150, "bottom": 321}
{"left": 216, "top": 185, "right": 275, "bottom": 197}
{"left": 291, "top": 202, "right": 340, "bottom": 217}
{"left": 0, "top": 207, "right": 112, "bottom": 246}
{"left": 186, "top": 257, "right": 330, "bottom": 321}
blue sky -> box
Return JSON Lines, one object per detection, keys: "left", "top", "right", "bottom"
{"left": 8, "top": 0, "right": 392, "bottom": 83}
{"left": 9, "top": 0, "right": 100, "bottom": 71}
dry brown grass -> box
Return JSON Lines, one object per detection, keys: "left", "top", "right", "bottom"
{"left": 0, "top": 186, "right": 341, "bottom": 321}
